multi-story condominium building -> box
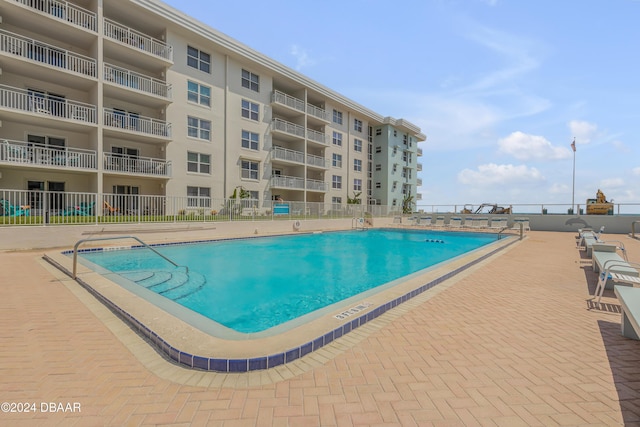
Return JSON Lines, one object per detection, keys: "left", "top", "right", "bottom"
{"left": 0, "top": 0, "right": 424, "bottom": 216}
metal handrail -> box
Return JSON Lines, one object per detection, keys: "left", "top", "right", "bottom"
{"left": 632, "top": 221, "right": 640, "bottom": 239}
{"left": 72, "top": 235, "right": 186, "bottom": 279}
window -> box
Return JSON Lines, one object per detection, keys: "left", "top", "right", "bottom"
{"left": 375, "top": 146, "right": 382, "bottom": 153}
{"left": 354, "top": 179, "right": 362, "bottom": 191}
{"left": 241, "top": 99, "right": 259, "bottom": 121}
{"left": 332, "top": 131, "right": 342, "bottom": 146}
{"left": 375, "top": 128, "right": 382, "bottom": 136}
{"left": 187, "top": 46, "right": 210, "bottom": 73}
{"left": 187, "top": 81, "right": 211, "bottom": 106}
{"left": 241, "top": 69, "right": 260, "bottom": 92}
{"left": 187, "top": 116, "right": 211, "bottom": 141}
{"left": 354, "top": 159, "right": 362, "bottom": 172}
{"left": 332, "top": 153, "right": 342, "bottom": 168}
{"left": 354, "top": 139, "right": 362, "bottom": 152}
{"left": 354, "top": 118, "right": 363, "bottom": 133}
{"left": 241, "top": 130, "right": 259, "bottom": 150}
{"left": 241, "top": 160, "right": 259, "bottom": 180}
{"left": 187, "top": 152, "right": 210, "bottom": 174}
{"left": 393, "top": 130, "right": 398, "bottom": 137}
{"left": 187, "top": 186, "right": 211, "bottom": 207}
{"left": 332, "top": 175, "right": 342, "bottom": 189}
{"left": 375, "top": 164, "right": 382, "bottom": 171}
{"left": 332, "top": 196, "right": 342, "bottom": 204}
{"left": 393, "top": 147, "right": 397, "bottom": 155}
{"left": 332, "top": 109, "right": 343, "bottom": 125}
{"left": 247, "top": 190, "right": 259, "bottom": 201}
{"left": 375, "top": 182, "right": 381, "bottom": 189}
{"left": 392, "top": 164, "right": 397, "bottom": 173}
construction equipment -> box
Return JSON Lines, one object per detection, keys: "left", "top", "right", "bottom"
{"left": 460, "top": 203, "right": 512, "bottom": 215}
{"left": 586, "top": 189, "right": 614, "bottom": 215}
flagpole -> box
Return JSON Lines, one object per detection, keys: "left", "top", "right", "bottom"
{"left": 571, "top": 138, "right": 576, "bottom": 214}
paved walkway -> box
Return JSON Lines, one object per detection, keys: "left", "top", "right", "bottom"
{"left": 1, "top": 231, "right": 639, "bottom": 426}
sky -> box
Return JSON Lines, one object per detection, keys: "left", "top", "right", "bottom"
{"left": 163, "top": 0, "right": 640, "bottom": 212}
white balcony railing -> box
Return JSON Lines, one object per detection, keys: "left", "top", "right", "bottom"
{"left": 417, "top": 147, "right": 423, "bottom": 156}
{"left": 14, "top": 0, "right": 97, "bottom": 32}
{"left": 271, "top": 118, "right": 305, "bottom": 139}
{"left": 0, "top": 29, "right": 97, "bottom": 78}
{"left": 417, "top": 163, "right": 423, "bottom": 171}
{"left": 0, "top": 139, "right": 97, "bottom": 169}
{"left": 104, "top": 19, "right": 172, "bottom": 62}
{"left": 103, "top": 152, "right": 171, "bottom": 177}
{"left": 307, "top": 128, "right": 327, "bottom": 145}
{"left": 271, "top": 90, "right": 305, "bottom": 112}
{"left": 306, "top": 153, "right": 327, "bottom": 168}
{"left": 104, "top": 63, "right": 171, "bottom": 99}
{"left": 103, "top": 108, "right": 171, "bottom": 138}
{"left": 306, "top": 179, "right": 329, "bottom": 192}
{"left": 270, "top": 175, "right": 305, "bottom": 190}
{"left": 272, "top": 146, "right": 304, "bottom": 164}
{"left": 306, "top": 103, "right": 328, "bottom": 121}
{"left": 0, "top": 84, "right": 97, "bottom": 123}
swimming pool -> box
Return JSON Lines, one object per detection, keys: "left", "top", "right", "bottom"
{"left": 77, "top": 229, "right": 499, "bottom": 334}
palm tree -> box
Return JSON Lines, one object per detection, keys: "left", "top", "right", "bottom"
{"left": 402, "top": 194, "right": 414, "bottom": 214}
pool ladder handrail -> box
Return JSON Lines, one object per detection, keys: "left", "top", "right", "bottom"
{"left": 352, "top": 217, "right": 368, "bottom": 230}
{"left": 72, "top": 235, "right": 187, "bottom": 279}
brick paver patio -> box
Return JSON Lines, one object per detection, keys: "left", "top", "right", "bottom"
{"left": 1, "top": 231, "right": 639, "bottom": 426}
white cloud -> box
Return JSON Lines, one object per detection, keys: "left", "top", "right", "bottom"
{"left": 568, "top": 120, "right": 597, "bottom": 145}
{"left": 289, "top": 45, "right": 315, "bottom": 71}
{"left": 599, "top": 178, "right": 625, "bottom": 188}
{"left": 633, "top": 167, "right": 640, "bottom": 176}
{"left": 457, "top": 163, "right": 544, "bottom": 186}
{"left": 498, "top": 131, "right": 572, "bottom": 161}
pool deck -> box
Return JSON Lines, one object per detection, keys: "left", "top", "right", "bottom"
{"left": 1, "top": 230, "right": 640, "bottom": 425}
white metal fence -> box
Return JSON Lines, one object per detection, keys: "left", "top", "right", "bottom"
{"left": 0, "top": 189, "right": 396, "bottom": 226}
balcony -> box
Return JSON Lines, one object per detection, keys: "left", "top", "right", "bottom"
{"left": 103, "top": 153, "right": 171, "bottom": 177}
{"left": 0, "top": 139, "right": 97, "bottom": 170}
{"left": 103, "top": 19, "right": 172, "bottom": 63}
{"left": 416, "top": 193, "right": 423, "bottom": 201}
{"left": 307, "top": 128, "right": 327, "bottom": 145}
{"left": 13, "top": 0, "right": 97, "bottom": 33}
{"left": 103, "top": 108, "right": 171, "bottom": 140}
{"left": 0, "top": 29, "right": 97, "bottom": 79}
{"left": 306, "top": 179, "right": 328, "bottom": 192}
{"left": 306, "top": 103, "right": 328, "bottom": 122}
{"left": 417, "top": 147, "right": 423, "bottom": 156}
{"left": 271, "top": 118, "right": 305, "bottom": 140}
{"left": 306, "top": 153, "right": 327, "bottom": 169}
{"left": 0, "top": 84, "right": 97, "bottom": 124}
{"left": 271, "top": 90, "right": 304, "bottom": 113}
{"left": 417, "top": 163, "right": 423, "bottom": 171}
{"left": 417, "top": 178, "right": 423, "bottom": 186}
{"left": 272, "top": 146, "right": 304, "bottom": 164}
{"left": 104, "top": 63, "right": 172, "bottom": 101}
{"left": 270, "top": 175, "right": 305, "bottom": 190}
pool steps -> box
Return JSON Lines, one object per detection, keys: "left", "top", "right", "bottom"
{"left": 120, "top": 269, "right": 206, "bottom": 300}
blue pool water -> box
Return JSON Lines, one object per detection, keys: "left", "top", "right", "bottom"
{"left": 78, "top": 229, "right": 499, "bottom": 333}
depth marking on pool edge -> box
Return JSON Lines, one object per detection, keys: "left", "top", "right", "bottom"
{"left": 334, "top": 302, "right": 373, "bottom": 320}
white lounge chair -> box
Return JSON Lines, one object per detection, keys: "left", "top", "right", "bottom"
{"left": 434, "top": 216, "right": 445, "bottom": 227}
{"left": 512, "top": 217, "right": 530, "bottom": 232}
{"left": 472, "top": 217, "right": 489, "bottom": 229}
{"left": 594, "top": 260, "right": 640, "bottom": 307}
{"left": 489, "top": 217, "right": 508, "bottom": 230}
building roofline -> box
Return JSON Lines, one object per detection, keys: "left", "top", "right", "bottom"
{"left": 134, "top": 0, "right": 424, "bottom": 136}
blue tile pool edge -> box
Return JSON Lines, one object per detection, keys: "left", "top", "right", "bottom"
{"left": 44, "top": 234, "right": 518, "bottom": 373}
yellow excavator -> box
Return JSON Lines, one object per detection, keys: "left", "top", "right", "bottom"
{"left": 586, "top": 189, "right": 614, "bottom": 215}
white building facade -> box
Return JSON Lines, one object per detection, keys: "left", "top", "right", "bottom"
{"left": 0, "top": 0, "right": 424, "bottom": 215}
